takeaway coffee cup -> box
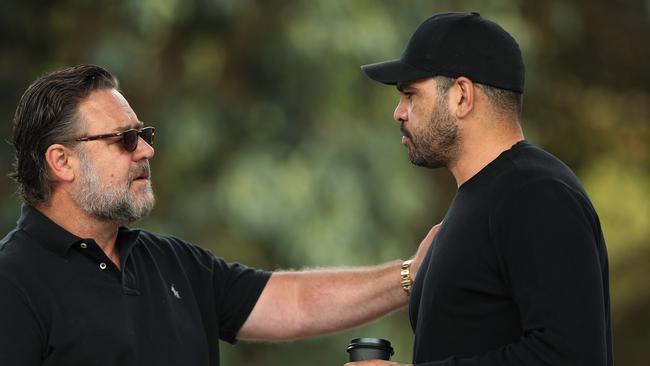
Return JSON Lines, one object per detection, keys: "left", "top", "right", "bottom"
{"left": 346, "top": 337, "right": 394, "bottom": 361}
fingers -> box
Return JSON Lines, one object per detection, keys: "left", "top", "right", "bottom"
{"left": 410, "top": 222, "right": 442, "bottom": 277}
{"left": 426, "top": 223, "right": 441, "bottom": 240}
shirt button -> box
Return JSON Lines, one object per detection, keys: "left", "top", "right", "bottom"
{"left": 99, "top": 262, "right": 107, "bottom": 270}
{"left": 80, "top": 242, "right": 88, "bottom": 249}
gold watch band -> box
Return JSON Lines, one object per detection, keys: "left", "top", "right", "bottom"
{"left": 400, "top": 259, "right": 414, "bottom": 295}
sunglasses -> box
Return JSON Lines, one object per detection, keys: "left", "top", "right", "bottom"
{"left": 72, "top": 126, "right": 155, "bottom": 152}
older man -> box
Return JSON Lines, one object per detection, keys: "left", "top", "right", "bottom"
{"left": 348, "top": 12, "right": 612, "bottom": 366}
{"left": 0, "top": 64, "right": 437, "bottom": 366}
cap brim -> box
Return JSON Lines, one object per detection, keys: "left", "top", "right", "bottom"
{"left": 361, "top": 59, "right": 434, "bottom": 85}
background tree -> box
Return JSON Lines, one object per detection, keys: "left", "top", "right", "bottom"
{"left": 1, "top": 1, "right": 647, "bottom": 364}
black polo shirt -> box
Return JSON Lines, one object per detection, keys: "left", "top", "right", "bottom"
{"left": 0, "top": 205, "right": 271, "bottom": 366}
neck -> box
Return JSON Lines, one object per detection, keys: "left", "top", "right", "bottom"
{"left": 448, "top": 124, "right": 524, "bottom": 187}
{"left": 37, "top": 193, "right": 121, "bottom": 267}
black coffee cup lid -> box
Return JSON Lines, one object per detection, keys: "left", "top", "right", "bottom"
{"left": 347, "top": 338, "right": 394, "bottom": 354}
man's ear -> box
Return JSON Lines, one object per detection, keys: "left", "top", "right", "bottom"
{"left": 450, "top": 77, "right": 475, "bottom": 119}
{"left": 44, "top": 144, "right": 76, "bottom": 183}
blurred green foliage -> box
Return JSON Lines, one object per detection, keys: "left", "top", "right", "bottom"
{"left": 1, "top": 1, "right": 648, "bottom": 365}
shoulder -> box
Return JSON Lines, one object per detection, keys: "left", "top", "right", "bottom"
{"left": 132, "top": 230, "right": 270, "bottom": 289}
{"left": 0, "top": 228, "right": 20, "bottom": 257}
{"left": 500, "top": 142, "right": 581, "bottom": 187}
{"left": 0, "top": 229, "right": 41, "bottom": 310}
{"left": 0, "top": 227, "right": 29, "bottom": 255}
{"left": 0, "top": 228, "right": 42, "bottom": 276}
{"left": 488, "top": 142, "right": 589, "bottom": 204}
{"left": 135, "top": 229, "right": 201, "bottom": 252}
{"left": 486, "top": 143, "right": 599, "bottom": 228}
{"left": 489, "top": 174, "right": 600, "bottom": 242}
{"left": 133, "top": 229, "right": 219, "bottom": 265}
{"left": 130, "top": 230, "right": 256, "bottom": 277}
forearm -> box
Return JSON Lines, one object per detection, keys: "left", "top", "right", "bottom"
{"left": 238, "top": 224, "right": 439, "bottom": 341}
{"left": 292, "top": 260, "right": 408, "bottom": 336}
{"left": 238, "top": 260, "right": 408, "bottom": 341}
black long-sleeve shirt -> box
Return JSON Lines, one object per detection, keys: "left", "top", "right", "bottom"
{"left": 410, "top": 141, "right": 612, "bottom": 365}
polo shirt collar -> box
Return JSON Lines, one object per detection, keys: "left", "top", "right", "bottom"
{"left": 17, "top": 204, "right": 141, "bottom": 257}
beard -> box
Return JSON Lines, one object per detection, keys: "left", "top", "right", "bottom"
{"left": 71, "top": 151, "right": 155, "bottom": 226}
{"left": 402, "top": 97, "right": 460, "bottom": 169}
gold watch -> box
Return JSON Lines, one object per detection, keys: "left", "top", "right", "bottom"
{"left": 400, "top": 259, "right": 414, "bottom": 295}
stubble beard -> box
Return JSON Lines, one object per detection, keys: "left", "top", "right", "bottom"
{"left": 405, "top": 97, "right": 460, "bottom": 169}
{"left": 71, "top": 151, "right": 155, "bottom": 226}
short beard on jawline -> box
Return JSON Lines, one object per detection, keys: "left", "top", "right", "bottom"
{"left": 407, "top": 96, "right": 460, "bottom": 169}
{"left": 71, "top": 150, "right": 155, "bottom": 226}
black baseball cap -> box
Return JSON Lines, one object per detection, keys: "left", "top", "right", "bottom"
{"left": 361, "top": 12, "right": 525, "bottom": 93}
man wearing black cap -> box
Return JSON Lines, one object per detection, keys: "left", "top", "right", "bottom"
{"left": 348, "top": 12, "right": 612, "bottom": 366}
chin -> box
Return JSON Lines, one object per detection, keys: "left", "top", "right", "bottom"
{"left": 409, "top": 154, "right": 446, "bottom": 169}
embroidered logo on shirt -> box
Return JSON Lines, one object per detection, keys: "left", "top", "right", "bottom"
{"left": 171, "top": 284, "right": 181, "bottom": 299}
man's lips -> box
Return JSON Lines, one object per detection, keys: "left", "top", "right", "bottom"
{"left": 130, "top": 174, "right": 150, "bottom": 190}
{"left": 133, "top": 171, "right": 149, "bottom": 180}
{"left": 130, "top": 163, "right": 151, "bottom": 183}
{"left": 400, "top": 124, "right": 412, "bottom": 144}
{"left": 133, "top": 172, "right": 150, "bottom": 181}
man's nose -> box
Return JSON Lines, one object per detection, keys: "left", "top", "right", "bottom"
{"left": 133, "top": 137, "right": 155, "bottom": 161}
{"left": 394, "top": 100, "right": 408, "bottom": 123}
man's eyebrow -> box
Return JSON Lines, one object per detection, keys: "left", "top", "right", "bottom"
{"left": 396, "top": 82, "right": 414, "bottom": 93}
{"left": 115, "top": 121, "right": 144, "bottom": 131}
